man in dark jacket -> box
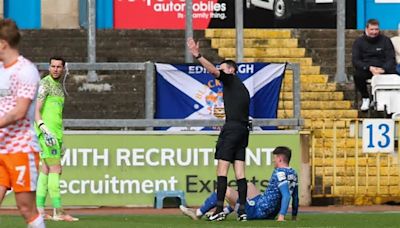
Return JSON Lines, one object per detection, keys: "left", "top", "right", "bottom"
{"left": 352, "top": 18, "right": 396, "bottom": 111}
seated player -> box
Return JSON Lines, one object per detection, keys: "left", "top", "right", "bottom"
{"left": 180, "top": 146, "right": 298, "bottom": 221}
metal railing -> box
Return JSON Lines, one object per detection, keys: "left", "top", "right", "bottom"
{"left": 36, "top": 62, "right": 302, "bottom": 129}
{"left": 310, "top": 118, "right": 400, "bottom": 199}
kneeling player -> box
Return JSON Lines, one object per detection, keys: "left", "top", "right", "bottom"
{"left": 180, "top": 146, "right": 298, "bottom": 221}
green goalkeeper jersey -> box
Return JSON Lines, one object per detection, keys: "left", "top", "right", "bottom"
{"left": 36, "top": 75, "right": 65, "bottom": 140}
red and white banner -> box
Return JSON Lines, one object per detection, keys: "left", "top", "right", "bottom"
{"left": 114, "top": 0, "right": 228, "bottom": 29}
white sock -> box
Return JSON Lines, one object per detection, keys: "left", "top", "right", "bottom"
{"left": 223, "top": 207, "right": 231, "bottom": 214}
{"left": 196, "top": 209, "right": 203, "bottom": 217}
{"left": 37, "top": 207, "right": 45, "bottom": 214}
{"left": 27, "top": 214, "right": 45, "bottom": 228}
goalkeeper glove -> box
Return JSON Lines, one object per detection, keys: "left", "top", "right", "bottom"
{"left": 37, "top": 120, "right": 57, "bottom": 147}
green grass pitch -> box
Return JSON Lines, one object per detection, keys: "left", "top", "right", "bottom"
{"left": 1, "top": 213, "right": 400, "bottom": 227}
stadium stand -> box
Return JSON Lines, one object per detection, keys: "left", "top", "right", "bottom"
{"left": 206, "top": 28, "right": 400, "bottom": 205}
{"left": 17, "top": 28, "right": 400, "bottom": 205}
{"left": 205, "top": 29, "right": 357, "bottom": 121}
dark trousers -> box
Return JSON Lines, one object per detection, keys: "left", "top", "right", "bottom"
{"left": 354, "top": 69, "right": 373, "bottom": 98}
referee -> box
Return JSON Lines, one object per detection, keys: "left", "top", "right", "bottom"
{"left": 187, "top": 38, "right": 250, "bottom": 221}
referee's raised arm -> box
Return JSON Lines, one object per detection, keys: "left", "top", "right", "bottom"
{"left": 187, "top": 37, "right": 220, "bottom": 78}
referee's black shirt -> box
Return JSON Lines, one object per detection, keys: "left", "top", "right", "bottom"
{"left": 217, "top": 70, "right": 250, "bottom": 123}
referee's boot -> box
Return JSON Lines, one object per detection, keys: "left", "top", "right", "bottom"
{"left": 237, "top": 207, "right": 247, "bottom": 221}
{"left": 237, "top": 213, "right": 247, "bottom": 221}
{"left": 208, "top": 211, "right": 226, "bottom": 221}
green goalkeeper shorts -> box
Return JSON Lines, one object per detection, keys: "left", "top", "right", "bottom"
{"left": 38, "top": 133, "right": 63, "bottom": 160}
{"left": 42, "top": 157, "right": 61, "bottom": 166}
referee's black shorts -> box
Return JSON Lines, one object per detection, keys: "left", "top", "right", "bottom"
{"left": 215, "top": 121, "right": 249, "bottom": 163}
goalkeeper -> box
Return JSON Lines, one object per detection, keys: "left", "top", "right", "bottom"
{"left": 35, "top": 57, "right": 78, "bottom": 222}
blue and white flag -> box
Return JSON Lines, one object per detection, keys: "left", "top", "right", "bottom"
{"left": 155, "top": 63, "right": 286, "bottom": 130}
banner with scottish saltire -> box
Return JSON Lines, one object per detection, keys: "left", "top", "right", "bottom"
{"left": 155, "top": 63, "right": 286, "bottom": 130}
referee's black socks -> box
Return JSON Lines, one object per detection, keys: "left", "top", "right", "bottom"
{"left": 237, "top": 178, "right": 247, "bottom": 215}
{"left": 216, "top": 176, "right": 227, "bottom": 213}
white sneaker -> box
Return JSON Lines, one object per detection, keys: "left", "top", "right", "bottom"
{"left": 179, "top": 205, "right": 199, "bottom": 220}
{"left": 52, "top": 209, "right": 79, "bottom": 222}
{"left": 38, "top": 208, "right": 52, "bottom": 220}
{"left": 52, "top": 214, "right": 79, "bottom": 222}
{"left": 360, "top": 98, "right": 370, "bottom": 111}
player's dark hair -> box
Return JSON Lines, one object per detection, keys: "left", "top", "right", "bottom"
{"left": 220, "top": 60, "right": 238, "bottom": 73}
{"left": 0, "top": 19, "right": 21, "bottom": 48}
{"left": 272, "top": 146, "right": 292, "bottom": 164}
{"left": 49, "top": 56, "right": 66, "bottom": 66}
{"left": 366, "top": 19, "right": 379, "bottom": 28}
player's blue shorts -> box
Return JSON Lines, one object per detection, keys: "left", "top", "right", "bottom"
{"left": 245, "top": 195, "right": 265, "bottom": 219}
{"left": 245, "top": 195, "right": 279, "bottom": 220}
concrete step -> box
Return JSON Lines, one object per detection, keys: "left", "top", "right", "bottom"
{"left": 20, "top": 38, "right": 87, "bottom": 47}
{"left": 315, "top": 166, "right": 400, "bottom": 176}
{"left": 95, "top": 56, "right": 223, "bottom": 64}
{"left": 241, "top": 57, "right": 313, "bottom": 65}
{"left": 97, "top": 47, "right": 185, "bottom": 55}
{"left": 312, "top": 148, "right": 399, "bottom": 161}
{"left": 309, "top": 48, "right": 352, "bottom": 57}
{"left": 280, "top": 92, "right": 344, "bottom": 101}
{"left": 95, "top": 48, "right": 221, "bottom": 63}
{"left": 319, "top": 67, "right": 354, "bottom": 80}
{"left": 313, "top": 138, "right": 361, "bottom": 148}
{"left": 283, "top": 74, "right": 328, "bottom": 84}
{"left": 20, "top": 29, "right": 87, "bottom": 38}
{"left": 331, "top": 186, "right": 400, "bottom": 196}
{"left": 218, "top": 48, "right": 305, "bottom": 58}
{"left": 19, "top": 29, "right": 218, "bottom": 63}
{"left": 96, "top": 38, "right": 209, "bottom": 48}
{"left": 99, "top": 30, "right": 206, "bottom": 38}
{"left": 313, "top": 147, "right": 363, "bottom": 157}
{"left": 65, "top": 104, "right": 142, "bottom": 115}
{"left": 298, "top": 30, "right": 395, "bottom": 39}
{"left": 293, "top": 29, "right": 362, "bottom": 39}
{"left": 281, "top": 82, "right": 336, "bottom": 92}
{"left": 312, "top": 55, "right": 353, "bottom": 65}
{"left": 304, "top": 119, "right": 353, "bottom": 129}
{"left": 64, "top": 110, "right": 142, "bottom": 119}
{"left": 205, "top": 29, "right": 292, "bottom": 39}
{"left": 279, "top": 101, "right": 351, "bottom": 110}
{"left": 21, "top": 46, "right": 85, "bottom": 54}
{"left": 317, "top": 176, "right": 399, "bottom": 187}
{"left": 320, "top": 66, "right": 353, "bottom": 74}
{"left": 98, "top": 29, "right": 204, "bottom": 38}
{"left": 211, "top": 38, "right": 298, "bottom": 48}
{"left": 285, "top": 66, "right": 320, "bottom": 75}
{"left": 22, "top": 29, "right": 208, "bottom": 38}
{"left": 313, "top": 157, "right": 391, "bottom": 167}
{"left": 278, "top": 110, "right": 358, "bottom": 119}
{"left": 302, "top": 39, "right": 355, "bottom": 49}
{"left": 312, "top": 128, "right": 352, "bottom": 138}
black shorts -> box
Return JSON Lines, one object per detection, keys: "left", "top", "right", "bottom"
{"left": 215, "top": 122, "right": 249, "bottom": 163}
